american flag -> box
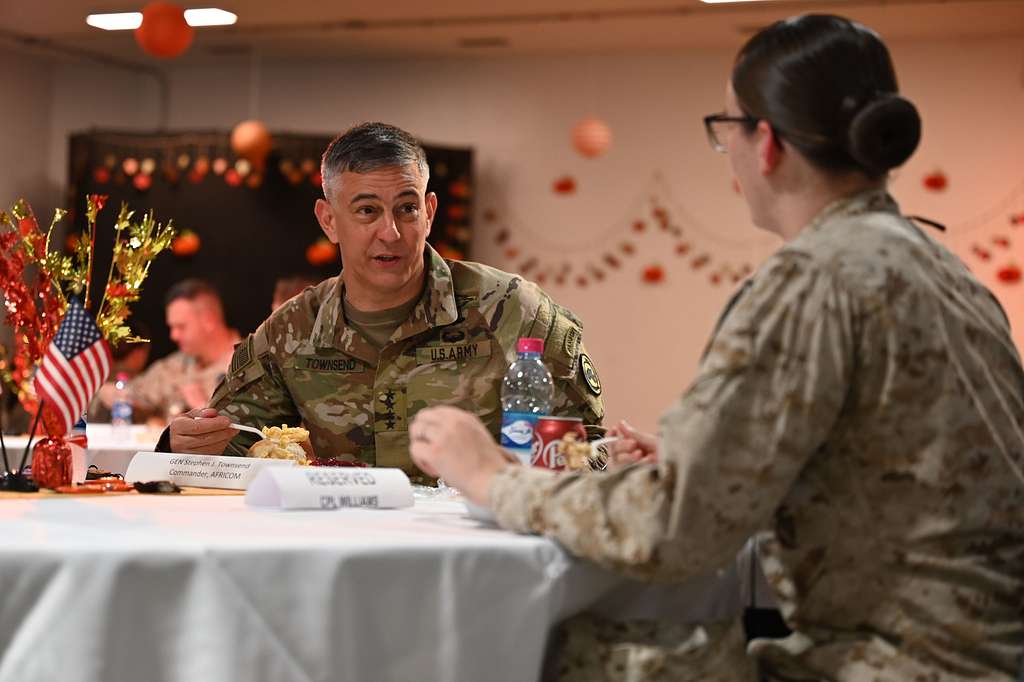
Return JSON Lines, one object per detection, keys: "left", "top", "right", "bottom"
{"left": 33, "top": 298, "right": 112, "bottom": 436}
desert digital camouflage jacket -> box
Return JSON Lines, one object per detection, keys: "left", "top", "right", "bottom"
{"left": 210, "top": 245, "right": 604, "bottom": 478}
{"left": 490, "top": 190, "right": 1024, "bottom": 681}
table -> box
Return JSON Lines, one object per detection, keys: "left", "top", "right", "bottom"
{"left": 0, "top": 494, "right": 749, "bottom": 682}
{"left": 2, "top": 424, "right": 163, "bottom": 475}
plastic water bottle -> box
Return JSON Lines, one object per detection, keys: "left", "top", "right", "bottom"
{"left": 500, "top": 338, "right": 553, "bottom": 465}
{"left": 111, "top": 372, "right": 133, "bottom": 433}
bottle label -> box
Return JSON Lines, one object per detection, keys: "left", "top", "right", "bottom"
{"left": 500, "top": 412, "right": 539, "bottom": 448}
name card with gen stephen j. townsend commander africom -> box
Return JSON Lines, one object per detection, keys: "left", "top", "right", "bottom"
{"left": 125, "top": 452, "right": 296, "bottom": 489}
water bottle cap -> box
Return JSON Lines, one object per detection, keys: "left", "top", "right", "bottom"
{"left": 516, "top": 338, "right": 544, "bottom": 354}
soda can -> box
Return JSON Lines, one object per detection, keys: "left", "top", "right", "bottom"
{"left": 531, "top": 416, "right": 587, "bottom": 470}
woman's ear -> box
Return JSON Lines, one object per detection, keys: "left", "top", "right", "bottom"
{"left": 757, "top": 120, "right": 783, "bottom": 176}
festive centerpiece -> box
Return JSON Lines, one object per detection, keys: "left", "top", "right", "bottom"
{"left": 0, "top": 195, "right": 175, "bottom": 490}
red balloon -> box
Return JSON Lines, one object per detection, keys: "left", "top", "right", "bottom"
{"left": 134, "top": 3, "right": 194, "bottom": 59}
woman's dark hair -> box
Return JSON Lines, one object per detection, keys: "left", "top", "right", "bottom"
{"left": 732, "top": 15, "right": 921, "bottom": 178}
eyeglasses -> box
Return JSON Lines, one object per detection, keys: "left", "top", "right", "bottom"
{"left": 703, "top": 113, "right": 758, "bottom": 153}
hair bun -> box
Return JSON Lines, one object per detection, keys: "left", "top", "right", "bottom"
{"left": 847, "top": 94, "right": 921, "bottom": 175}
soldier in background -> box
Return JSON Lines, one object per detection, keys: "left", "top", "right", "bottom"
{"left": 165, "top": 122, "right": 604, "bottom": 480}
{"left": 102, "top": 280, "right": 239, "bottom": 422}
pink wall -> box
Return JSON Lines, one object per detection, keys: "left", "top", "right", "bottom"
{"left": 17, "top": 39, "right": 1024, "bottom": 431}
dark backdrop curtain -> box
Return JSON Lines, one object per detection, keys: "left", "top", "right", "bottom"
{"left": 67, "top": 130, "right": 472, "bottom": 362}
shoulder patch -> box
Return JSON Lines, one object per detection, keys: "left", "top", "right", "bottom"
{"left": 580, "top": 353, "right": 602, "bottom": 396}
{"left": 229, "top": 336, "right": 254, "bottom": 374}
{"left": 563, "top": 325, "right": 581, "bottom": 360}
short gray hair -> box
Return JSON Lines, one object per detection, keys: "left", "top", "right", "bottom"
{"left": 320, "top": 122, "right": 429, "bottom": 199}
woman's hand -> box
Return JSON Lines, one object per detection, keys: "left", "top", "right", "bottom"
{"left": 604, "top": 420, "right": 659, "bottom": 470}
{"left": 409, "top": 406, "right": 511, "bottom": 507}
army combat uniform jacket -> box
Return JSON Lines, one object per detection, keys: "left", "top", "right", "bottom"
{"left": 491, "top": 191, "right": 1024, "bottom": 681}
{"left": 210, "top": 246, "right": 604, "bottom": 477}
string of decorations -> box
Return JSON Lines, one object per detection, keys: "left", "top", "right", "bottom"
{"left": 919, "top": 168, "right": 1023, "bottom": 285}
{"left": 487, "top": 174, "right": 759, "bottom": 289}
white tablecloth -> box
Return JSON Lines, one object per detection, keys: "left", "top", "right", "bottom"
{"left": 0, "top": 494, "right": 747, "bottom": 682}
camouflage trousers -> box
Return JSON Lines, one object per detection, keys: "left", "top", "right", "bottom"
{"left": 546, "top": 614, "right": 756, "bottom": 682}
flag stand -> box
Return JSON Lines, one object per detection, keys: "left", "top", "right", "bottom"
{"left": 0, "top": 402, "right": 41, "bottom": 493}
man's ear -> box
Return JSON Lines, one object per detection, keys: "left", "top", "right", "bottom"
{"left": 757, "top": 120, "right": 783, "bottom": 176}
{"left": 314, "top": 198, "right": 338, "bottom": 244}
{"left": 424, "top": 192, "right": 438, "bottom": 237}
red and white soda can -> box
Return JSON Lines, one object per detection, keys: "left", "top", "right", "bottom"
{"left": 531, "top": 416, "right": 587, "bottom": 470}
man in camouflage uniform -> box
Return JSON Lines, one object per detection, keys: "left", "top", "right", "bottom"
{"left": 166, "top": 122, "right": 603, "bottom": 478}
{"left": 102, "top": 279, "right": 239, "bottom": 420}
{"left": 410, "top": 190, "right": 1024, "bottom": 680}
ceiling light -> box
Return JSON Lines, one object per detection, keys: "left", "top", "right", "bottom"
{"left": 184, "top": 8, "right": 237, "bottom": 27}
{"left": 86, "top": 8, "right": 236, "bottom": 31}
{"left": 86, "top": 12, "right": 142, "bottom": 31}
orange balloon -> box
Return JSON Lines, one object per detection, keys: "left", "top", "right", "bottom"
{"left": 134, "top": 2, "right": 194, "bottom": 59}
{"left": 231, "top": 120, "right": 273, "bottom": 168}
{"left": 571, "top": 117, "right": 612, "bottom": 158}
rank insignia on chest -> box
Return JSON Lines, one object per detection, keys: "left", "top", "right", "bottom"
{"left": 415, "top": 342, "right": 492, "bottom": 365}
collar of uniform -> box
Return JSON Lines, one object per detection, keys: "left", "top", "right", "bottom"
{"left": 800, "top": 187, "right": 899, "bottom": 237}
{"left": 389, "top": 243, "right": 459, "bottom": 343}
{"left": 308, "top": 245, "right": 458, "bottom": 355}
{"left": 309, "top": 275, "right": 345, "bottom": 349}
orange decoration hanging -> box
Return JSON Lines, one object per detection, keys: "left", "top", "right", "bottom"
{"left": 675, "top": 242, "right": 691, "bottom": 256}
{"left": 132, "top": 173, "right": 152, "bottom": 191}
{"left": 632, "top": 220, "right": 645, "bottom": 233}
{"left": 93, "top": 167, "right": 111, "bottom": 184}
{"left": 134, "top": 2, "right": 194, "bottom": 59}
{"left": 641, "top": 265, "right": 665, "bottom": 284}
{"left": 691, "top": 254, "right": 710, "bottom": 269}
{"left": 305, "top": 238, "right": 337, "bottom": 266}
{"left": 603, "top": 254, "right": 621, "bottom": 269}
{"left": 997, "top": 264, "right": 1022, "bottom": 283}
{"left": 504, "top": 247, "right": 520, "bottom": 259}
{"left": 224, "top": 169, "right": 242, "bottom": 187}
{"left": 171, "top": 230, "right": 201, "bottom": 257}
{"left": 447, "top": 205, "right": 468, "bottom": 221}
{"left": 230, "top": 120, "right": 273, "bottom": 169}
{"left": 483, "top": 209, "right": 498, "bottom": 222}
{"left": 972, "top": 244, "right": 992, "bottom": 261}
{"left": 553, "top": 176, "right": 577, "bottom": 195}
{"left": 575, "top": 276, "right": 588, "bottom": 288}
{"left": 448, "top": 180, "right": 471, "bottom": 199}
{"left": 922, "top": 170, "right": 948, "bottom": 192}
{"left": 620, "top": 242, "right": 635, "bottom": 255}
{"left": 518, "top": 258, "right": 538, "bottom": 274}
{"left": 571, "top": 117, "right": 612, "bottom": 158}
{"left": 992, "top": 236, "right": 1011, "bottom": 249}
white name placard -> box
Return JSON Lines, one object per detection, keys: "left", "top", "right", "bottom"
{"left": 125, "top": 452, "right": 295, "bottom": 489}
{"left": 246, "top": 467, "right": 413, "bottom": 510}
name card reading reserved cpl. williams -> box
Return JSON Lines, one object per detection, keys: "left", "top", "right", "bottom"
{"left": 124, "top": 452, "right": 296, "bottom": 489}
{"left": 245, "top": 467, "right": 414, "bottom": 510}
